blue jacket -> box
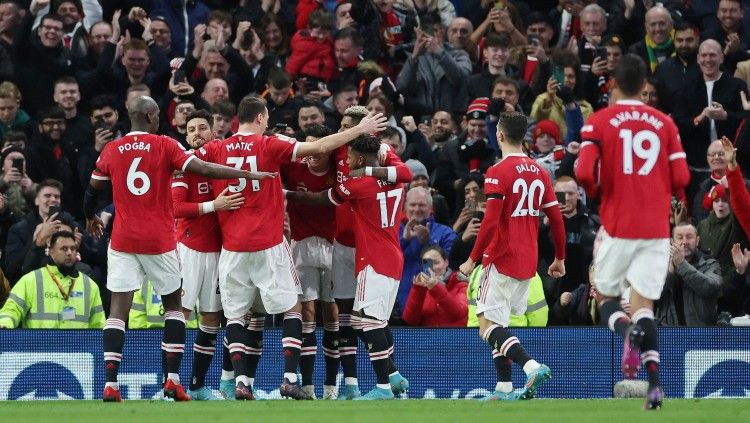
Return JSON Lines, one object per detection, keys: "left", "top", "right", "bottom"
{"left": 153, "top": 0, "right": 211, "bottom": 57}
{"left": 397, "top": 217, "right": 457, "bottom": 310}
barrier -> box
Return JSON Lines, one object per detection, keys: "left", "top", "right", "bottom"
{"left": 1, "top": 328, "right": 749, "bottom": 400}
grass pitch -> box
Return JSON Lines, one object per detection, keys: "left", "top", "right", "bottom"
{"left": 1, "top": 399, "right": 748, "bottom": 423}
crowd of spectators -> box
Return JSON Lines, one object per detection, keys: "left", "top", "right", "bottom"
{"left": 1, "top": 0, "right": 750, "bottom": 329}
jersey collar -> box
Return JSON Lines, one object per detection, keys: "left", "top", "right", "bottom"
{"left": 126, "top": 131, "right": 149, "bottom": 136}
{"left": 615, "top": 99, "right": 644, "bottom": 106}
{"left": 502, "top": 153, "right": 528, "bottom": 159}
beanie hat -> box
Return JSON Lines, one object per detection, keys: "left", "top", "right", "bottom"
{"left": 405, "top": 159, "right": 429, "bottom": 181}
{"left": 533, "top": 119, "right": 561, "bottom": 146}
{"left": 465, "top": 97, "right": 490, "bottom": 120}
{"left": 703, "top": 183, "right": 729, "bottom": 210}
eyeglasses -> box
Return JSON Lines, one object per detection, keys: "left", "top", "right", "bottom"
{"left": 41, "top": 120, "right": 65, "bottom": 127}
{"left": 707, "top": 151, "right": 726, "bottom": 158}
{"left": 176, "top": 107, "right": 195, "bottom": 114}
{"left": 41, "top": 24, "right": 63, "bottom": 33}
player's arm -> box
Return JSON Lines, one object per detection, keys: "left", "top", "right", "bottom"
{"left": 349, "top": 146, "right": 413, "bottom": 182}
{"left": 285, "top": 189, "right": 336, "bottom": 206}
{"left": 668, "top": 129, "right": 690, "bottom": 193}
{"left": 543, "top": 202, "right": 567, "bottom": 278}
{"left": 723, "top": 137, "right": 750, "bottom": 236}
{"left": 172, "top": 180, "right": 243, "bottom": 217}
{"left": 83, "top": 177, "right": 109, "bottom": 239}
{"left": 185, "top": 156, "right": 277, "bottom": 180}
{"left": 575, "top": 123, "right": 601, "bottom": 198}
{"left": 459, "top": 193, "right": 503, "bottom": 276}
{"left": 295, "top": 113, "right": 388, "bottom": 157}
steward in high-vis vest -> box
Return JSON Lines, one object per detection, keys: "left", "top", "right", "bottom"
{"left": 129, "top": 281, "right": 198, "bottom": 329}
{"left": 466, "top": 266, "right": 548, "bottom": 327}
{"left": 0, "top": 231, "right": 104, "bottom": 328}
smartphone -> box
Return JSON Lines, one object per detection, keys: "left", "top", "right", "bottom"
{"left": 202, "top": 31, "right": 211, "bottom": 41}
{"left": 242, "top": 30, "right": 254, "bottom": 49}
{"left": 495, "top": 0, "right": 507, "bottom": 10}
{"left": 555, "top": 191, "right": 566, "bottom": 204}
{"left": 273, "top": 123, "right": 288, "bottom": 133}
{"left": 472, "top": 210, "right": 485, "bottom": 222}
{"left": 527, "top": 34, "right": 540, "bottom": 46}
{"left": 421, "top": 23, "right": 434, "bottom": 37}
{"left": 421, "top": 258, "right": 434, "bottom": 275}
{"left": 48, "top": 205, "right": 61, "bottom": 217}
{"left": 595, "top": 46, "right": 608, "bottom": 61}
{"left": 173, "top": 68, "right": 186, "bottom": 84}
{"left": 11, "top": 157, "right": 24, "bottom": 173}
{"left": 552, "top": 65, "right": 565, "bottom": 85}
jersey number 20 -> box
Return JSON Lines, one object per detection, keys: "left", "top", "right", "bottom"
{"left": 226, "top": 156, "right": 261, "bottom": 192}
{"left": 511, "top": 179, "right": 544, "bottom": 217}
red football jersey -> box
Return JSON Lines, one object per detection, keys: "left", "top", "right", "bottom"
{"left": 333, "top": 146, "right": 411, "bottom": 247}
{"left": 483, "top": 154, "right": 558, "bottom": 280}
{"left": 577, "top": 100, "right": 690, "bottom": 239}
{"left": 281, "top": 160, "right": 337, "bottom": 242}
{"left": 196, "top": 133, "right": 299, "bottom": 252}
{"left": 171, "top": 170, "right": 222, "bottom": 252}
{"left": 91, "top": 132, "right": 194, "bottom": 254}
{"left": 330, "top": 177, "right": 405, "bottom": 280}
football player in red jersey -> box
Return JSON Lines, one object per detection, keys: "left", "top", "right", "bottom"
{"left": 171, "top": 110, "right": 247, "bottom": 400}
{"left": 196, "top": 96, "right": 387, "bottom": 400}
{"left": 286, "top": 134, "right": 407, "bottom": 400}
{"left": 460, "top": 112, "right": 566, "bottom": 401}
{"left": 280, "top": 124, "right": 340, "bottom": 399}
{"left": 576, "top": 54, "right": 690, "bottom": 410}
{"left": 84, "top": 96, "right": 275, "bottom": 402}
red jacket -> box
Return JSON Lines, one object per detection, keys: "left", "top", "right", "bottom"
{"left": 285, "top": 30, "right": 336, "bottom": 82}
{"left": 402, "top": 272, "right": 468, "bottom": 327}
{"left": 727, "top": 166, "right": 750, "bottom": 236}
{"left": 295, "top": 0, "right": 321, "bottom": 31}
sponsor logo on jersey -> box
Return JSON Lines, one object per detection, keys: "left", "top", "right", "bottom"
{"left": 198, "top": 182, "right": 210, "bottom": 195}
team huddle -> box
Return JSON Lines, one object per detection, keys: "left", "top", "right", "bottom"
{"left": 83, "top": 54, "right": 687, "bottom": 409}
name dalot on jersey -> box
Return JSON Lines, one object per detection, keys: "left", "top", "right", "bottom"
{"left": 118, "top": 141, "right": 152, "bottom": 154}
{"left": 515, "top": 163, "right": 540, "bottom": 175}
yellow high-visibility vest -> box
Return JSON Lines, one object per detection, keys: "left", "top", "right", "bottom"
{"left": 128, "top": 281, "right": 198, "bottom": 328}
{"left": 466, "top": 266, "right": 548, "bottom": 327}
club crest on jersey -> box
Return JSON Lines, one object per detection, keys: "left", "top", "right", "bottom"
{"left": 197, "top": 182, "right": 210, "bottom": 195}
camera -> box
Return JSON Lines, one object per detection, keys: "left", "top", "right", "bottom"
{"left": 421, "top": 258, "right": 433, "bottom": 275}
{"left": 11, "top": 157, "right": 24, "bottom": 173}
{"left": 472, "top": 211, "right": 485, "bottom": 222}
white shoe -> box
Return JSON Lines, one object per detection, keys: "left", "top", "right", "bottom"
{"left": 301, "top": 385, "right": 317, "bottom": 399}
{"left": 730, "top": 315, "right": 750, "bottom": 326}
{"left": 323, "top": 385, "right": 338, "bottom": 400}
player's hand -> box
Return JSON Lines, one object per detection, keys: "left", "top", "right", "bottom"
{"left": 560, "top": 291, "right": 572, "bottom": 307}
{"left": 459, "top": 259, "right": 475, "bottom": 279}
{"left": 548, "top": 258, "right": 566, "bottom": 278}
{"left": 377, "top": 143, "right": 389, "bottom": 165}
{"left": 566, "top": 141, "right": 581, "bottom": 155}
{"left": 86, "top": 215, "right": 105, "bottom": 240}
{"left": 245, "top": 171, "right": 277, "bottom": 180}
{"left": 356, "top": 113, "right": 388, "bottom": 135}
{"left": 213, "top": 187, "right": 244, "bottom": 211}
{"left": 731, "top": 243, "right": 749, "bottom": 275}
{"left": 670, "top": 241, "right": 685, "bottom": 266}
{"left": 720, "top": 136, "right": 738, "bottom": 171}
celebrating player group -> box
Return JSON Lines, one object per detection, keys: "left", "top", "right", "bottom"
{"left": 84, "top": 54, "right": 687, "bottom": 409}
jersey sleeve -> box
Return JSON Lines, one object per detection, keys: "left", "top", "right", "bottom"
{"left": 576, "top": 116, "right": 603, "bottom": 197}
{"left": 666, "top": 120, "right": 690, "bottom": 192}
{"left": 483, "top": 166, "right": 506, "bottom": 199}
{"left": 268, "top": 134, "right": 301, "bottom": 165}
{"left": 383, "top": 148, "right": 413, "bottom": 183}
{"left": 540, "top": 171, "right": 559, "bottom": 210}
{"left": 330, "top": 178, "right": 364, "bottom": 206}
{"left": 91, "top": 146, "right": 111, "bottom": 181}
{"left": 171, "top": 172, "right": 201, "bottom": 218}
{"left": 166, "top": 136, "right": 195, "bottom": 171}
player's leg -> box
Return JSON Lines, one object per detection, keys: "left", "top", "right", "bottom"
{"left": 352, "top": 266, "right": 401, "bottom": 400}
{"left": 477, "top": 266, "right": 548, "bottom": 400}
{"left": 255, "top": 241, "right": 311, "bottom": 400}
{"left": 102, "top": 249, "right": 144, "bottom": 402}
{"left": 160, "top": 288, "right": 191, "bottom": 401}
{"left": 321, "top": 300, "right": 340, "bottom": 399}
{"left": 245, "top": 307, "right": 265, "bottom": 392}
{"left": 382, "top": 325, "right": 409, "bottom": 395}
{"left": 180, "top": 246, "right": 223, "bottom": 400}
{"left": 218, "top": 250, "right": 255, "bottom": 400}
{"left": 219, "top": 333, "right": 235, "bottom": 399}
{"left": 298, "top": 261, "right": 322, "bottom": 399}
{"left": 626, "top": 239, "right": 670, "bottom": 410}
{"left": 332, "top": 241, "right": 360, "bottom": 399}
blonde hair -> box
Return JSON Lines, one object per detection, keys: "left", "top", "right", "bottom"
{"left": 0, "top": 82, "right": 21, "bottom": 102}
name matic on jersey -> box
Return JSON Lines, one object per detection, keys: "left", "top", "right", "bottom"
{"left": 608, "top": 110, "right": 664, "bottom": 130}
{"left": 225, "top": 141, "right": 254, "bottom": 152}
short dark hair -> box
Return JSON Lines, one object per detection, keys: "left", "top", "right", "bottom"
{"left": 304, "top": 124, "right": 333, "bottom": 139}
{"left": 39, "top": 106, "right": 66, "bottom": 122}
{"left": 122, "top": 38, "right": 149, "bottom": 55}
{"left": 89, "top": 94, "right": 117, "bottom": 113}
{"left": 497, "top": 112, "right": 527, "bottom": 145}
{"left": 613, "top": 54, "right": 647, "bottom": 97}
{"left": 40, "top": 13, "right": 64, "bottom": 26}
{"left": 526, "top": 11, "right": 554, "bottom": 29}
{"left": 36, "top": 179, "right": 64, "bottom": 195}
{"left": 54, "top": 76, "right": 78, "bottom": 88}
{"left": 674, "top": 21, "right": 698, "bottom": 34}
{"left": 421, "top": 245, "right": 447, "bottom": 260}
{"left": 3, "top": 130, "right": 27, "bottom": 146}
{"left": 211, "top": 100, "right": 236, "bottom": 118}
{"left": 237, "top": 95, "right": 267, "bottom": 124}
{"left": 50, "top": 230, "right": 76, "bottom": 249}
{"left": 380, "top": 126, "right": 399, "bottom": 139}
{"left": 350, "top": 134, "right": 381, "bottom": 155}
{"left": 334, "top": 26, "right": 363, "bottom": 47}
{"left": 207, "top": 10, "right": 231, "bottom": 25}
{"left": 367, "top": 94, "right": 393, "bottom": 118}
{"left": 299, "top": 99, "right": 325, "bottom": 114}
{"left": 308, "top": 9, "right": 333, "bottom": 30}
{"left": 492, "top": 76, "right": 520, "bottom": 95}
{"left": 126, "top": 83, "right": 150, "bottom": 96}
{"left": 267, "top": 67, "right": 291, "bottom": 89}
{"left": 484, "top": 32, "right": 512, "bottom": 49}
{"left": 187, "top": 109, "right": 213, "bottom": 127}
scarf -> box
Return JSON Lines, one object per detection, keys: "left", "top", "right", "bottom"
{"left": 645, "top": 34, "right": 675, "bottom": 72}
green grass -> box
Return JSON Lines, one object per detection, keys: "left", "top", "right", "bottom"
{"left": 1, "top": 399, "right": 749, "bottom": 423}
